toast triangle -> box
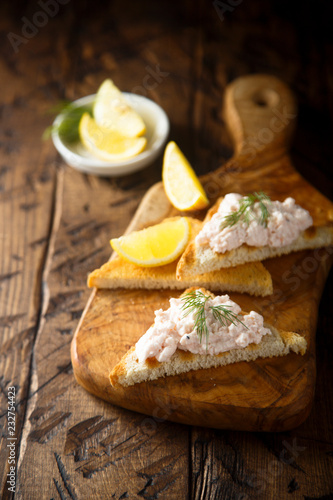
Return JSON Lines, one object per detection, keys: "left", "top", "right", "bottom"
{"left": 110, "top": 288, "right": 307, "bottom": 387}
{"left": 88, "top": 217, "right": 273, "bottom": 297}
{"left": 177, "top": 197, "right": 333, "bottom": 278}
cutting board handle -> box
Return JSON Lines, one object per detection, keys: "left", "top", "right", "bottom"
{"left": 224, "top": 74, "right": 297, "bottom": 158}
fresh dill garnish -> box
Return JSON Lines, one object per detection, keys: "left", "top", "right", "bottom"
{"left": 180, "top": 290, "right": 247, "bottom": 348}
{"left": 220, "top": 191, "right": 271, "bottom": 229}
{"left": 181, "top": 290, "right": 210, "bottom": 344}
{"left": 42, "top": 100, "right": 93, "bottom": 143}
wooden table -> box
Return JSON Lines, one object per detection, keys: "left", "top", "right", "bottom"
{"left": 1, "top": 1, "right": 332, "bottom": 498}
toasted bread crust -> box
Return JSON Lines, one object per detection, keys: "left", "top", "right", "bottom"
{"left": 110, "top": 346, "right": 136, "bottom": 386}
{"left": 88, "top": 217, "right": 273, "bottom": 297}
{"left": 109, "top": 287, "right": 307, "bottom": 387}
{"left": 176, "top": 197, "right": 333, "bottom": 277}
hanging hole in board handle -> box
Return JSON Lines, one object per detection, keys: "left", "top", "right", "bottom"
{"left": 224, "top": 74, "right": 297, "bottom": 157}
{"left": 252, "top": 88, "right": 280, "bottom": 108}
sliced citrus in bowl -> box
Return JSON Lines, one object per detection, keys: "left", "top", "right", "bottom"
{"left": 79, "top": 112, "right": 147, "bottom": 161}
{"left": 162, "top": 141, "right": 209, "bottom": 211}
{"left": 93, "top": 79, "right": 146, "bottom": 137}
{"left": 110, "top": 217, "right": 190, "bottom": 267}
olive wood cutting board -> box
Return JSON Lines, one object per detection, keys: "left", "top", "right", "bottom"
{"left": 71, "top": 74, "right": 333, "bottom": 431}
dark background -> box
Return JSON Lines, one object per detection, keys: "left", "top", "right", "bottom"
{"left": 1, "top": 0, "right": 333, "bottom": 498}
{"left": 2, "top": 0, "right": 333, "bottom": 193}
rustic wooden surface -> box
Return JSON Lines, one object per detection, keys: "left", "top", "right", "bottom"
{"left": 72, "top": 73, "right": 333, "bottom": 432}
{"left": 1, "top": 0, "right": 333, "bottom": 498}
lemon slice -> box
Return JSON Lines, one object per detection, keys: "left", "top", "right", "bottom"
{"left": 110, "top": 217, "right": 190, "bottom": 267}
{"left": 93, "top": 79, "right": 146, "bottom": 137}
{"left": 162, "top": 141, "right": 209, "bottom": 211}
{"left": 79, "top": 113, "right": 147, "bottom": 161}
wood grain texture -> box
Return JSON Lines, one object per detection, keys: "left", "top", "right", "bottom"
{"left": 1, "top": 0, "right": 332, "bottom": 498}
{"left": 15, "top": 168, "right": 189, "bottom": 500}
{"left": 72, "top": 74, "right": 333, "bottom": 432}
{"left": 0, "top": 14, "right": 59, "bottom": 493}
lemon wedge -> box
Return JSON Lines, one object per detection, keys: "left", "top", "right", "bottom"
{"left": 79, "top": 113, "right": 147, "bottom": 161}
{"left": 110, "top": 217, "right": 190, "bottom": 267}
{"left": 93, "top": 79, "right": 146, "bottom": 137}
{"left": 162, "top": 141, "right": 209, "bottom": 211}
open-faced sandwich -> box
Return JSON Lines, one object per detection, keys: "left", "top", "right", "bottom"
{"left": 177, "top": 192, "right": 333, "bottom": 279}
{"left": 88, "top": 217, "right": 273, "bottom": 297}
{"left": 109, "top": 287, "right": 307, "bottom": 387}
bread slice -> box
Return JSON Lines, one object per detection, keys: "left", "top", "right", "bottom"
{"left": 177, "top": 197, "right": 333, "bottom": 278}
{"left": 110, "top": 288, "right": 307, "bottom": 388}
{"left": 88, "top": 218, "right": 273, "bottom": 297}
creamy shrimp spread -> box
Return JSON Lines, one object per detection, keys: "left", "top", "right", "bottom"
{"left": 195, "top": 193, "right": 313, "bottom": 253}
{"left": 135, "top": 293, "right": 270, "bottom": 363}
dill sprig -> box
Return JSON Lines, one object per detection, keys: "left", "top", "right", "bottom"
{"left": 181, "top": 290, "right": 210, "bottom": 344}
{"left": 42, "top": 100, "right": 93, "bottom": 143}
{"left": 220, "top": 191, "right": 271, "bottom": 229}
{"left": 180, "top": 290, "right": 247, "bottom": 348}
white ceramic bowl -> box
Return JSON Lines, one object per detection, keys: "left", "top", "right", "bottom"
{"left": 51, "top": 93, "right": 170, "bottom": 176}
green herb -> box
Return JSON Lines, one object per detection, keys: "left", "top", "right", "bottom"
{"left": 42, "top": 100, "right": 93, "bottom": 143}
{"left": 220, "top": 191, "right": 271, "bottom": 229}
{"left": 180, "top": 290, "right": 247, "bottom": 348}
